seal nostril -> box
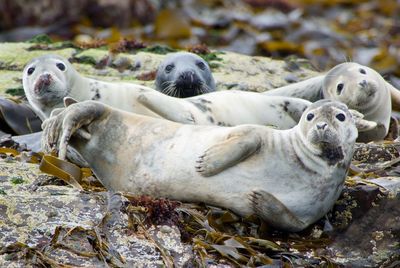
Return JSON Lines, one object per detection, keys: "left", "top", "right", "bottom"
{"left": 317, "top": 123, "right": 328, "bottom": 130}
{"left": 359, "top": 80, "right": 367, "bottom": 87}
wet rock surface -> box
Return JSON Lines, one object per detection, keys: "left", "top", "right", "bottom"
{"left": 0, "top": 41, "right": 399, "bottom": 266}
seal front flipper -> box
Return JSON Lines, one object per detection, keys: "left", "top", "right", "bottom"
{"left": 348, "top": 109, "right": 377, "bottom": 132}
{"left": 138, "top": 93, "right": 195, "bottom": 124}
{"left": 42, "top": 101, "right": 109, "bottom": 160}
{"left": 196, "top": 129, "right": 262, "bottom": 177}
{"left": 250, "top": 190, "right": 308, "bottom": 232}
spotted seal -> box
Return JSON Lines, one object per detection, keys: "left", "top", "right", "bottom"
{"left": 264, "top": 62, "right": 400, "bottom": 142}
{"left": 42, "top": 99, "right": 358, "bottom": 231}
{"left": 155, "top": 52, "right": 216, "bottom": 97}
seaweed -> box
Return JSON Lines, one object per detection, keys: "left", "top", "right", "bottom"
{"left": 5, "top": 87, "right": 25, "bottom": 97}
{"left": 140, "top": 45, "right": 177, "bottom": 55}
{"left": 27, "top": 34, "right": 53, "bottom": 44}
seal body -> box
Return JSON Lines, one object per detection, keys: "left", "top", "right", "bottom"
{"left": 23, "top": 54, "right": 158, "bottom": 120}
{"left": 264, "top": 62, "right": 393, "bottom": 142}
{"left": 42, "top": 100, "right": 357, "bottom": 232}
{"left": 155, "top": 52, "right": 216, "bottom": 97}
{"left": 138, "top": 90, "right": 311, "bottom": 129}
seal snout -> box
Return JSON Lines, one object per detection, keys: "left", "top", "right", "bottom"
{"left": 34, "top": 73, "right": 53, "bottom": 94}
{"left": 316, "top": 122, "right": 328, "bottom": 130}
{"left": 177, "top": 70, "right": 201, "bottom": 89}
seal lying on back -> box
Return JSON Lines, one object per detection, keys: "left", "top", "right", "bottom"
{"left": 155, "top": 52, "right": 216, "bottom": 97}
{"left": 264, "top": 62, "right": 400, "bottom": 142}
{"left": 42, "top": 99, "right": 357, "bottom": 232}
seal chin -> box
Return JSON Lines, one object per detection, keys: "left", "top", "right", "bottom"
{"left": 318, "top": 142, "right": 344, "bottom": 165}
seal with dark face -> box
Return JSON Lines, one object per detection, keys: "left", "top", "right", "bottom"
{"left": 264, "top": 62, "right": 400, "bottom": 142}
{"left": 155, "top": 52, "right": 216, "bottom": 97}
{"left": 42, "top": 99, "right": 357, "bottom": 232}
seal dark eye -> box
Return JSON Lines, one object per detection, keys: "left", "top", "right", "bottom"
{"left": 27, "top": 67, "right": 35, "bottom": 75}
{"left": 359, "top": 68, "right": 366, "bottom": 74}
{"left": 56, "top": 63, "right": 66, "bottom": 71}
{"left": 337, "top": 83, "right": 344, "bottom": 95}
{"left": 336, "top": 113, "right": 346, "bottom": 122}
{"left": 306, "top": 113, "right": 314, "bottom": 121}
{"left": 196, "top": 61, "right": 206, "bottom": 70}
{"left": 165, "top": 64, "right": 174, "bottom": 73}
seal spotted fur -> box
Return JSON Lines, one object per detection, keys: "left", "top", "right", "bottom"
{"left": 42, "top": 99, "right": 358, "bottom": 232}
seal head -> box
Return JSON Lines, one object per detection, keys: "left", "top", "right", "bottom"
{"left": 23, "top": 54, "right": 77, "bottom": 107}
{"left": 323, "top": 63, "right": 381, "bottom": 112}
{"left": 299, "top": 100, "right": 357, "bottom": 165}
{"left": 155, "top": 52, "right": 216, "bottom": 97}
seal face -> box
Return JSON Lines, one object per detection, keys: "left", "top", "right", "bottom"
{"left": 42, "top": 99, "right": 357, "bottom": 232}
{"left": 23, "top": 55, "right": 75, "bottom": 118}
{"left": 323, "top": 63, "right": 380, "bottom": 112}
{"left": 155, "top": 52, "right": 216, "bottom": 97}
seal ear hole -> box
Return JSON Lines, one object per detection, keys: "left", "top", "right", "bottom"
{"left": 56, "top": 63, "right": 66, "bottom": 71}
{"left": 196, "top": 61, "right": 206, "bottom": 70}
{"left": 337, "top": 83, "right": 344, "bottom": 95}
{"left": 27, "top": 67, "right": 35, "bottom": 75}
{"left": 306, "top": 113, "right": 314, "bottom": 121}
{"left": 165, "top": 64, "right": 174, "bottom": 73}
{"left": 336, "top": 113, "right": 346, "bottom": 122}
{"left": 359, "top": 68, "right": 366, "bottom": 74}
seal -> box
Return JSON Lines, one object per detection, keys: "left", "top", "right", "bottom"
{"left": 137, "top": 89, "right": 376, "bottom": 131}
{"left": 155, "top": 52, "right": 216, "bottom": 97}
{"left": 42, "top": 99, "right": 357, "bottom": 232}
{"left": 263, "top": 62, "right": 400, "bottom": 142}
{"left": 22, "top": 54, "right": 158, "bottom": 120}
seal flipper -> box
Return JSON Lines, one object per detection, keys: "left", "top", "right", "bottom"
{"left": 250, "top": 190, "right": 308, "bottom": 232}
{"left": 388, "top": 82, "right": 400, "bottom": 111}
{"left": 196, "top": 129, "right": 262, "bottom": 177}
{"left": 349, "top": 109, "right": 377, "bottom": 132}
{"left": 138, "top": 93, "right": 195, "bottom": 124}
{"left": 263, "top": 76, "right": 325, "bottom": 102}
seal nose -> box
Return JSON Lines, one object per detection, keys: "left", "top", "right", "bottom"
{"left": 34, "top": 73, "right": 52, "bottom": 94}
{"left": 359, "top": 80, "right": 367, "bottom": 88}
{"left": 179, "top": 70, "right": 195, "bottom": 82}
{"left": 316, "top": 122, "right": 328, "bottom": 130}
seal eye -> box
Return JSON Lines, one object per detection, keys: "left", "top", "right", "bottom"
{"left": 336, "top": 113, "right": 346, "bottom": 122}
{"left": 196, "top": 61, "right": 206, "bottom": 70}
{"left": 165, "top": 64, "right": 174, "bottom": 73}
{"left": 306, "top": 113, "right": 314, "bottom": 121}
{"left": 359, "top": 68, "right": 366, "bottom": 74}
{"left": 337, "top": 83, "right": 344, "bottom": 95}
{"left": 56, "top": 63, "right": 66, "bottom": 71}
{"left": 27, "top": 67, "right": 35, "bottom": 75}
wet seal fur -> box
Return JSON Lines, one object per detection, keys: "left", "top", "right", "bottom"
{"left": 155, "top": 52, "right": 216, "bottom": 97}
{"left": 23, "top": 54, "right": 159, "bottom": 120}
{"left": 264, "top": 62, "right": 400, "bottom": 142}
{"left": 42, "top": 99, "right": 357, "bottom": 232}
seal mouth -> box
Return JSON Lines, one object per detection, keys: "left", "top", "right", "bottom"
{"left": 319, "top": 142, "right": 344, "bottom": 165}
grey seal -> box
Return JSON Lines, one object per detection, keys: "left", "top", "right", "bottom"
{"left": 42, "top": 99, "right": 358, "bottom": 232}
{"left": 22, "top": 54, "right": 158, "bottom": 120}
{"left": 155, "top": 52, "right": 216, "bottom": 97}
{"left": 264, "top": 62, "right": 400, "bottom": 142}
